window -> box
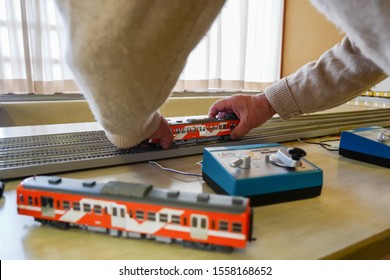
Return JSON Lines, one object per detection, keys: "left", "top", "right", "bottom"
{"left": 232, "top": 222, "right": 242, "bottom": 233}
{"left": 94, "top": 205, "right": 102, "bottom": 215}
{"left": 171, "top": 215, "right": 181, "bottom": 224}
{"left": 73, "top": 202, "right": 80, "bottom": 211}
{"left": 83, "top": 203, "right": 91, "bottom": 213}
{"left": 200, "top": 218, "right": 207, "bottom": 229}
{"left": 136, "top": 210, "right": 144, "bottom": 220}
{"left": 219, "top": 221, "right": 229, "bottom": 231}
{"left": 63, "top": 201, "right": 70, "bottom": 210}
{"left": 159, "top": 213, "right": 168, "bottom": 223}
{"left": 148, "top": 212, "right": 156, "bottom": 221}
{"left": 175, "top": 0, "right": 284, "bottom": 92}
{"left": 0, "top": 0, "right": 283, "bottom": 95}
{"left": 0, "top": 0, "right": 77, "bottom": 94}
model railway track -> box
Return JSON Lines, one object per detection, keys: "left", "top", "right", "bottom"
{"left": 1, "top": 108, "right": 390, "bottom": 180}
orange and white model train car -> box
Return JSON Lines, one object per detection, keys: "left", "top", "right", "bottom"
{"left": 149, "top": 114, "right": 240, "bottom": 145}
{"left": 17, "top": 176, "right": 254, "bottom": 252}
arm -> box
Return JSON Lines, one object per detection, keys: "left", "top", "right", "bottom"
{"left": 55, "top": 0, "right": 225, "bottom": 148}
{"left": 265, "top": 36, "right": 387, "bottom": 119}
{"left": 210, "top": 37, "right": 387, "bottom": 139}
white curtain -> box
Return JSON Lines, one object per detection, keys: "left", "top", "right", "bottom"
{"left": 175, "top": 0, "right": 284, "bottom": 92}
{"left": 0, "top": 0, "right": 284, "bottom": 95}
{"left": 0, "top": 0, "right": 77, "bottom": 94}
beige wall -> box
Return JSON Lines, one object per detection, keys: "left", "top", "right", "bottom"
{"left": 281, "top": 0, "right": 345, "bottom": 77}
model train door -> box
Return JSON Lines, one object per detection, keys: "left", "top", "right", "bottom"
{"left": 190, "top": 214, "right": 208, "bottom": 240}
{"left": 110, "top": 204, "right": 127, "bottom": 229}
{"left": 41, "top": 196, "right": 55, "bottom": 218}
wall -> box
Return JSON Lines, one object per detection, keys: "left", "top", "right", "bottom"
{"left": 281, "top": 0, "right": 345, "bottom": 77}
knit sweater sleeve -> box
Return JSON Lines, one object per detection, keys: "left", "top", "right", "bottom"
{"left": 264, "top": 37, "right": 387, "bottom": 119}
{"left": 55, "top": 0, "right": 225, "bottom": 148}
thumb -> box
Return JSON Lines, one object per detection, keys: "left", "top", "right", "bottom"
{"left": 230, "top": 120, "right": 252, "bottom": 140}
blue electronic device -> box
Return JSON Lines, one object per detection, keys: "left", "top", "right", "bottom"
{"left": 339, "top": 126, "right": 390, "bottom": 168}
{"left": 202, "top": 143, "right": 323, "bottom": 207}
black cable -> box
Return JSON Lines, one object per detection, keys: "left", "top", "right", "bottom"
{"left": 297, "top": 138, "right": 339, "bottom": 151}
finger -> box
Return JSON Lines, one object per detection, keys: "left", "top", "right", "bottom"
{"left": 159, "top": 133, "right": 173, "bottom": 149}
{"left": 208, "top": 99, "right": 233, "bottom": 118}
{"left": 159, "top": 118, "right": 173, "bottom": 149}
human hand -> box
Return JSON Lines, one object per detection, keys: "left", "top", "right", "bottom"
{"left": 147, "top": 116, "right": 173, "bottom": 149}
{"left": 208, "top": 93, "right": 276, "bottom": 139}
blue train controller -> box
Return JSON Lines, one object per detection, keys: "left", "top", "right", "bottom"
{"left": 339, "top": 126, "right": 390, "bottom": 168}
{"left": 202, "top": 143, "right": 323, "bottom": 207}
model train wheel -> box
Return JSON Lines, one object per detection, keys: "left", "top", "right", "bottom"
{"left": 50, "top": 221, "right": 70, "bottom": 230}
{"left": 34, "top": 218, "right": 69, "bottom": 229}
{"left": 215, "top": 245, "right": 234, "bottom": 253}
{"left": 182, "top": 241, "right": 233, "bottom": 253}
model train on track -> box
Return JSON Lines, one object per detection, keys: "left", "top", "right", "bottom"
{"left": 147, "top": 113, "right": 240, "bottom": 145}
{"left": 17, "top": 176, "right": 254, "bottom": 252}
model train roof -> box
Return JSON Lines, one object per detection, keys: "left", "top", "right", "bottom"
{"left": 21, "top": 176, "right": 248, "bottom": 214}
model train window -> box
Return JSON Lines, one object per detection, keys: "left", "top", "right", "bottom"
{"left": 201, "top": 218, "right": 207, "bottom": 228}
{"left": 19, "top": 194, "right": 24, "bottom": 203}
{"left": 120, "top": 208, "right": 125, "bottom": 218}
{"left": 83, "top": 203, "right": 91, "bottom": 213}
{"left": 136, "top": 210, "right": 144, "bottom": 220}
{"left": 112, "top": 207, "right": 117, "bottom": 216}
{"left": 172, "top": 215, "right": 180, "bottom": 224}
{"left": 219, "top": 221, "right": 229, "bottom": 231}
{"left": 41, "top": 196, "right": 54, "bottom": 208}
{"left": 159, "top": 213, "right": 168, "bottom": 223}
{"left": 94, "top": 205, "right": 102, "bottom": 215}
{"left": 28, "top": 196, "right": 33, "bottom": 205}
{"left": 73, "top": 202, "right": 80, "bottom": 211}
{"left": 232, "top": 222, "right": 242, "bottom": 233}
{"left": 63, "top": 201, "right": 70, "bottom": 210}
{"left": 148, "top": 212, "right": 156, "bottom": 221}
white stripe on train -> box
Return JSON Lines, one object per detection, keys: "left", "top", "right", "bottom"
{"left": 18, "top": 201, "right": 245, "bottom": 241}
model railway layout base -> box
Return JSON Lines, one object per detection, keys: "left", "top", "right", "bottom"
{"left": 1, "top": 108, "right": 390, "bottom": 180}
{"left": 202, "top": 143, "right": 323, "bottom": 207}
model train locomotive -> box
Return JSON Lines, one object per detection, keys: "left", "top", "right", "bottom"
{"left": 147, "top": 113, "right": 240, "bottom": 145}
{"left": 17, "top": 176, "right": 254, "bottom": 252}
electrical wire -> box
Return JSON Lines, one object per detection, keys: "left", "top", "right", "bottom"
{"left": 148, "top": 161, "right": 203, "bottom": 177}
{"left": 297, "top": 138, "right": 339, "bottom": 151}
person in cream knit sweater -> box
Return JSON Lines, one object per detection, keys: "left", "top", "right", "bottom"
{"left": 55, "top": 0, "right": 388, "bottom": 148}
